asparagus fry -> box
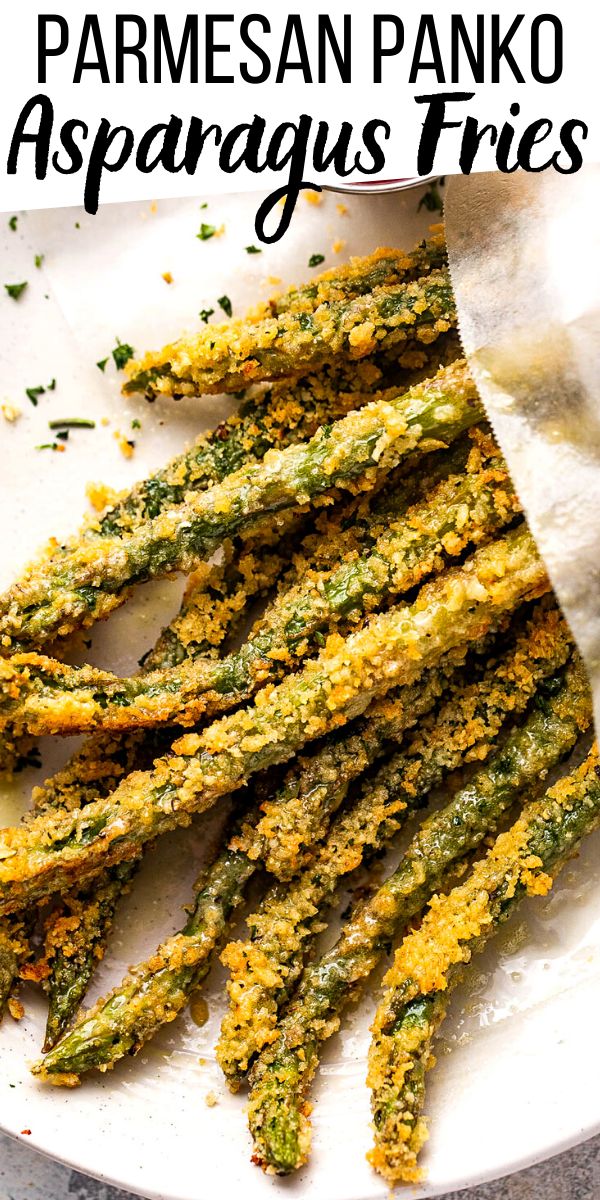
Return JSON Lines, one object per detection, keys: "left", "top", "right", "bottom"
{"left": 38, "top": 538, "right": 291, "bottom": 1048}
{"left": 124, "top": 270, "right": 455, "bottom": 399}
{"left": 229, "top": 439, "right": 498, "bottom": 882}
{"left": 35, "top": 660, "right": 455, "bottom": 1077}
{"left": 36, "top": 820, "right": 258, "bottom": 1082}
{"left": 0, "top": 526, "right": 546, "bottom": 915}
{"left": 37, "top": 446, "right": 457, "bottom": 1045}
{"left": 235, "top": 666, "right": 458, "bottom": 881}
{"left": 41, "top": 862, "right": 136, "bottom": 1051}
{"left": 272, "top": 236, "right": 446, "bottom": 316}
{"left": 93, "top": 352, "right": 430, "bottom": 540}
{"left": 0, "top": 360, "right": 481, "bottom": 651}
{"left": 3, "top": 345, "right": 432, "bottom": 661}
{"left": 218, "top": 603, "right": 572, "bottom": 1086}
{"left": 246, "top": 655, "right": 591, "bottom": 1174}
{"left": 2, "top": 441, "right": 519, "bottom": 736}
{"left": 2, "top": 363, "right": 364, "bottom": 758}
{"left": 368, "top": 746, "right": 600, "bottom": 1183}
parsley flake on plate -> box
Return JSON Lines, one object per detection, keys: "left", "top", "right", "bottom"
{"left": 112, "top": 339, "right": 135, "bottom": 370}
{"left": 5, "top": 282, "right": 27, "bottom": 301}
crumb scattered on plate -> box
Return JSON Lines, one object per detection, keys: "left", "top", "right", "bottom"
{"left": 1, "top": 402, "right": 21, "bottom": 423}
{"left": 114, "top": 431, "right": 135, "bottom": 459}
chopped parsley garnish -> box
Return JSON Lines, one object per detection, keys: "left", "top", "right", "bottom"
{"left": 8, "top": 216, "right": 17, "bottom": 232}
{"left": 47, "top": 377, "right": 56, "bottom": 391}
{"left": 131, "top": 418, "right": 141, "bottom": 430}
{"left": 418, "top": 178, "right": 445, "bottom": 214}
{"left": 4, "top": 282, "right": 28, "bottom": 301}
{"left": 26, "top": 385, "right": 45, "bottom": 406}
{"left": 34, "top": 254, "right": 44, "bottom": 269}
{"left": 218, "top": 295, "right": 233, "bottom": 317}
{"left": 96, "top": 357, "right": 109, "bottom": 372}
{"left": 245, "top": 245, "right": 262, "bottom": 254}
{"left": 308, "top": 253, "right": 325, "bottom": 268}
{"left": 75, "top": 222, "right": 80, "bottom": 229}
{"left": 35, "top": 442, "right": 59, "bottom": 451}
{"left": 200, "top": 202, "right": 208, "bottom": 209}
{"left": 49, "top": 418, "right": 95, "bottom": 430}
{"left": 55, "top": 430, "right": 69, "bottom": 442}
{"left": 199, "top": 308, "right": 214, "bottom": 324}
{"left": 197, "top": 223, "right": 217, "bottom": 241}
{"left": 112, "top": 339, "right": 135, "bottom": 370}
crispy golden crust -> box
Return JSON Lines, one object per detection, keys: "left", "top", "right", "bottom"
{"left": 367, "top": 745, "right": 600, "bottom": 1182}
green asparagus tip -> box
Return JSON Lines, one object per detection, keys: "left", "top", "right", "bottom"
{"left": 36, "top": 1017, "right": 134, "bottom": 1079}
{"left": 249, "top": 1046, "right": 313, "bottom": 1174}
{"left": 122, "top": 364, "right": 171, "bottom": 398}
{"left": 42, "top": 977, "right": 87, "bottom": 1053}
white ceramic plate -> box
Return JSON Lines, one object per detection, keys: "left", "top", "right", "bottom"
{"left": 1, "top": 188, "right": 600, "bottom": 1200}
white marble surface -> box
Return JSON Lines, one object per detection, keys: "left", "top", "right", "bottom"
{"left": 1, "top": 1133, "right": 599, "bottom": 1200}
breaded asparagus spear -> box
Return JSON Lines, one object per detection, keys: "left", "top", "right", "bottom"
{"left": 124, "top": 270, "right": 455, "bottom": 400}
{"left": 93, "top": 348, "right": 442, "bottom": 540}
{"left": 218, "top": 604, "right": 572, "bottom": 1086}
{"left": 41, "top": 861, "right": 138, "bottom": 1050}
{"left": 226, "top": 437, "right": 494, "bottom": 884}
{"left": 368, "top": 746, "right": 600, "bottom": 1183}
{"left": 0, "top": 527, "right": 546, "bottom": 915}
{"left": 38, "top": 538, "right": 291, "bottom": 1049}
{"left": 33, "top": 662, "right": 450, "bottom": 1079}
{"left": 35, "top": 802, "right": 259, "bottom": 1082}
{"left": 246, "top": 655, "right": 591, "bottom": 1175}
{"left": 37, "top": 455, "right": 463, "bottom": 1047}
{"left": 234, "top": 667, "right": 457, "bottom": 882}
{"left": 2, "top": 365, "right": 385, "bottom": 763}
{"left": 35, "top": 644, "right": 458, "bottom": 1073}
{"left": 3, "top": 344, "right": 442, "bottom": 662}
{"left": 0, "top": 360, "right": 481, "bottom": 651}
{"left": 271, "top": 236, "right": 447, "bottom": 316}
{"left": 2, "top": 443, "right": 519, "bottom": 736}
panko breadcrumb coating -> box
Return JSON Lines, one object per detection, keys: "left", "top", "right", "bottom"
{"left": 0, "top": 437, "right": 521, "bottom": 737}
{"left": 124, "top": 269, "right": 454, "bottom": 400}
{"left": 246, "top": 655, "right": 591, "bottom": 1175}
{"left": 126, "top": 243, "right": 449, "bottom": 399}
{"left": 1, "top": 239, "right": 594, "bottom": 1190}
{"left": 0, "top": 526, "right": 546, "bottom": 915}
{"left": 0, "top": 360, "right": 482, "bottom": 650}
{"left": 36, "top": 431, "right": 472, "bottom": 1045}
{"left": 368, "top": 745, "right": 600, "bottom": 1183}
{"left": 217, "top": 602, "right": 571, "bottom": 1086}
{"left": 35, "top": 811, "right": 258, "bottom": 1079}
{"left": 270, "top": 236, "right": 446, "bottom": 317}
{"left": 36, "top": 533, "right": 294, "bottom": 1048}
{"left": 34, "top": 657, "right": 459, "bottom": 1079}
